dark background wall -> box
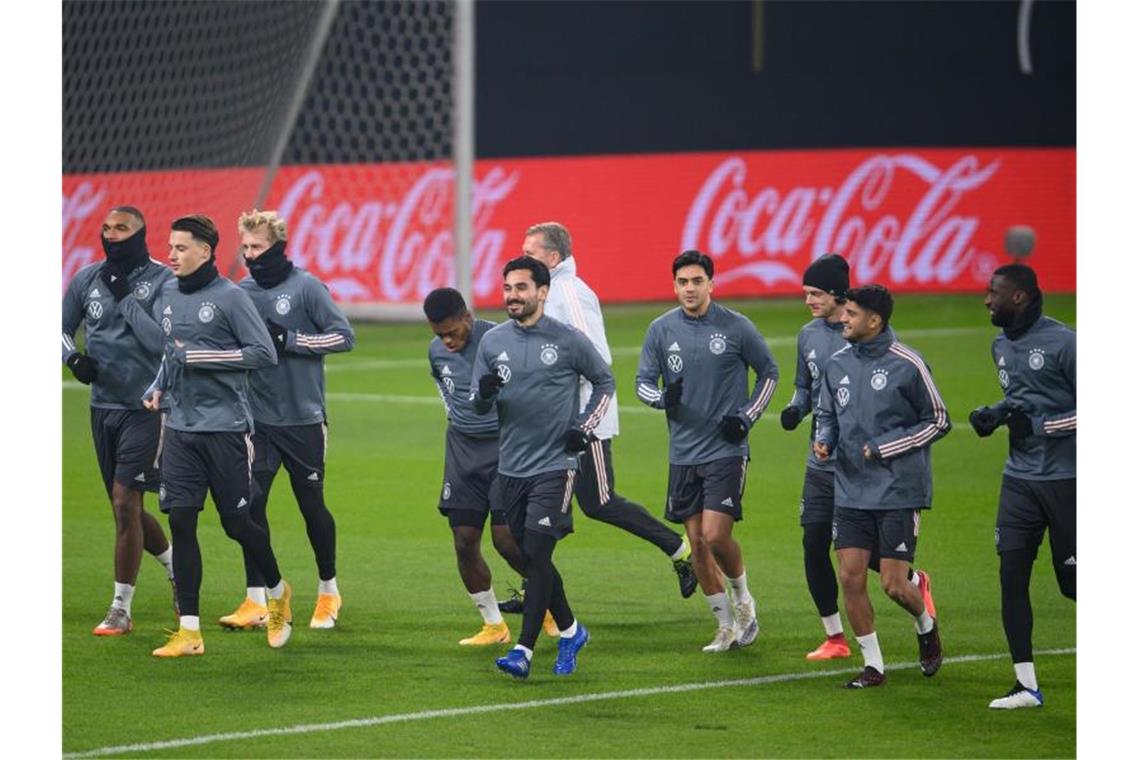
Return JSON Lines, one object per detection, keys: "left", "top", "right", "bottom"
{"left": 475, "top": 0, "right": 1076, "bottom": 157}
{"left": 64, "top": 0, "right": 1075, "bottom": 173}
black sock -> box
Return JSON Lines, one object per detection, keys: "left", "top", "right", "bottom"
{"left": 518, "top": 530, "right": 573, "bottom": 649}
{"left": 802, "top": 523, "right": 840, "bottom": 618}
{"left": 291, "top": 475, "right": 337, "bottom": 580}
{"left": 1000, "top": 547, "right": 1038, "bottom": 662}
{"left": 168, "top": 509, "right": 202, "bottom": 618}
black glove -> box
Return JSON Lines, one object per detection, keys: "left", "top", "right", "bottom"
{"left": 780, "top": 405, "right": 804, "bottom": 431}
{"left": 663, "top": 377, "right": 683, "bottom": 410}
{"left": 562, "top": 427, "right": 594, "bottom": 453}
{"left": 968, "top": 405, "right": 1004, "bottom": 438}
{"left": 100, "top": 266, "right": 132, "bottom": 302}
{"left": 265, "top": 319, "right": 288, "bottom": 356}
{"left": 478, "top": 372, "right": 504, "bottom": 399}
{"left": 1006, "top": 409, "right": 1034, "bottom": 440}
{"left": 67, "top": 353, "right": 99, "bottom": 384}
{"left": 720, "top": 414, "right": 749, "bottom": 443}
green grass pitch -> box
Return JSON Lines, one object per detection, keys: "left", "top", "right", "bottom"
{"left": 62, "top": 293, "right": 1076, "bottom": 758}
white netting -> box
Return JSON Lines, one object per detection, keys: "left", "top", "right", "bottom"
{"left": 63, "top": 0, "right": 460, "bottom": 315}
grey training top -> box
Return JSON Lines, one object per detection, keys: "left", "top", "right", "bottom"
{"left": 635, "top": 302, "right": 779, "bottom": 466}
{"left": 147, "top": 276, "right": 277, "bottom": 433}
{"left": 62, "top": 259, "right": 173, "bottom": 409}
{"left": 989, "top": 316, "right": 1076, "bottom": 481}
{"left": 238, "top": 268, "right": 355, "bottom": 426}
{"left": 471, "top": 315, "right": 615, "bottom": 478}
{"left": 814, "top": 329, "right": 951, "bottom": 510}
{"left": 785, "top": 317, "right": 848, "bottom": 472}
{"left": 428, "top": 318, "right": 499, "bottom": 437}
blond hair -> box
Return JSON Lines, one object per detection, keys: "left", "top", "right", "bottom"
{"left": 238, "top": 209, "right": 288, "bottom": 243}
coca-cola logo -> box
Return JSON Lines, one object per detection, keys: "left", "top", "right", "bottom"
{"left": 277, "top": 166, "right": 519, "bottom": 303}
{"left": 62, "top": 181, "right": 107, "bottom": 287}
{"left": 681, "top": 154, "right": 1001, "bottom": 287}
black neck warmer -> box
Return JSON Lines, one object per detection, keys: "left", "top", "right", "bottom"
{"left": 245, "top": 240, "right": 293, "bottom": 289}
{"left": 178, "top": 259, "right": 220, "bottom": 294}
{"left": 101, "top": 227, "right": 150, "bottom": 276}
{"left": 1003, "top": 291, "right": 1044, "bottom": 341}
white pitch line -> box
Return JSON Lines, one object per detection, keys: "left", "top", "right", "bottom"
{"left": 64, "top": 647, "right": 1075, "bottom": 758}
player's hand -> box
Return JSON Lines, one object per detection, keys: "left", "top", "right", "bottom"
{"left": 1006, "top": 409, "right": 1034, "bottom": 440}
{"left": 265, "top": 319, "right": 288, "bottom": 356}
{"left": 478, "top": 372, "right": 504, "bottom": 399}
{"left": 968, "top": 405, "right": 1004, "bottom": 438}
{"left": 720, "top": 414, "right": 749, "bottom": 444}
{"left": 812, "top": 441, "right": 830, "bottom": 460}
{"left": 562, "top": 427, "right": 594, "bottom": 453}
{"left": 66, "top": 353, "right": 98, "bottom": 384}
{"left": 780, "top": 406, "right": 804, "bottom": 431}
{"left": 100, "top": 266, "right": 132, "bottom": 302}
{"left": 143, "top": 390, "right": 163, "bottom": 411}
{"left": 663, "top": 377, "right": 683, "bottom": 409}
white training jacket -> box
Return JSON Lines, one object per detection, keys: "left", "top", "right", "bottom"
{"left": 544, "top": 256, "right": 620, "bottom": 439}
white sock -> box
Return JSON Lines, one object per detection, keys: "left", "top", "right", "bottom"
{"left": 247, "top": 586, "right": 267, "bottom": 606}
{"left": 318, "top": 578, "right": 339, "bottom": 596}
{"left": 856, "top": 631, "right": 885, "bottom": 673}
{"left": 726, "top": 571, "right": 753, "bottom": 605}
{"left": 512, "top": 644, "right": 533, "bottom": 660}
{"left": 560, "top": 619, "right": 579, "bottom": 638}
{"left": 111, "top": 582, "right": 135, "bottom": 614}
{"left": 822, "top": 613, "right": 844, "bottom": 637}
{"left": 180, "top": 615, "right": 200, "bottom": 631}
{"left": 670, "top": 536, "right": 690, "bottom": 561}
{"left": 914, "top": 610, "right": 934, "bottom": 635}
{"left": 1014, "top": 662, "right": 1039, "bottom": 691}
{"left": 909, "top": 570, "right": 921, "bottom": 587}
{"left": 154, "top": 547, "right": 175, "bottom": 579}
{"left": 267, "top": 581, "right": 285, "bottom": 600}
{"left": 470, "top": 589, "right": 503, "bottom": 625}
{"left": 705, "top": 592, "right": 734, "bottom": 629}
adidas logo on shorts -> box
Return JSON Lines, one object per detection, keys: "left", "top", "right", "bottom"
{"left": 538, "top": 516, "right": 552, "bottom": 527}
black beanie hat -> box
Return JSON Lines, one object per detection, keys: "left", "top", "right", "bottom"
{"left": 803, "top": 254, "right": 849, "bottom": 298}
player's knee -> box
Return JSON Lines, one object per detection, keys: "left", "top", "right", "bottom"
{"left": 802, "top": 523, "right": 831, "bottom": 557}
{"left": 879, "top": 574, "right": 910, "bottom": 603}
{"left": 837, "top": 564, "right": 865, "bottom": 592}
{"left": 219, "top": 512, "right": 254, "bottom": 542}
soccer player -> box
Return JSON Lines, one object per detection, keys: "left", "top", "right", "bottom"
{"left": 143, "top": 215, "right": 293, "bottom": 657}
{"left": 968, "top": 264, "right": 1075, "bottom": 709}
{"left": 635, "top": 250, "right": 779, "bottom": 652}
{"left": 522, "top": 221, "right": 697, "bottom": 598}
{"left": 812, "top": 284, "right": 949, "bottom": 688}
{"left": 473, "top": 256, "right": 614, "bottom": 678}
{"left": 213, "top": 210, "right": 355, "bottom": 631}
{"left": 778, "top": 255, "right": 935, "bottom": 660}
{"left": 62, "top": 205, "right": 177, "bottom": 635}
{"left": 424, "top": 287, "right": 537, "bottom": 645}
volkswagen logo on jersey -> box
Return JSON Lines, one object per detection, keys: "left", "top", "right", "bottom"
{"left": 496, "top": 364, "right": 512, "bottom": 383}
{"left": 198, "top": 304, "right": 215, "bottom": 323}
{"left": 667, "top": 354, "right": 684, "bottom": 373}
{"left": 275, "top": 295, "right": 292, "bottom": 315}
{"left": 837, "top": 387, "right": 850, "bottom": 407}
{"left": 161, "top": 317, "right": 172, "bottom": 335}
{"left": 709, "top": 333, "right": 727, "bottom": 355}
{"left": 1028, "top": 348, "right": 1045, "bottom": 370}
{"left": 998, "top": 369, "right": 1010, "bottom": 388}
{"left": 871, "top": 369, "right": 889, "bottom": 390}
{"left": 86, "top": 300, "right": 103, "bottom": 320}
{"left": 133, "top": 281, "right": 152, "bottom": 300}
{"left": 540, "top": 343, "right": 559, "bottom": 365}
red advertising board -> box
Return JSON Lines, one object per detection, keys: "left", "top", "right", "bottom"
{"left": 63, "top": 148, "right": 1075, "bottom": 308}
